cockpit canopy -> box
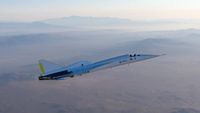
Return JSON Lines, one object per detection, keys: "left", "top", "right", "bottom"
{"left": 129, "top": 54, "right": 141, "bottom": 57}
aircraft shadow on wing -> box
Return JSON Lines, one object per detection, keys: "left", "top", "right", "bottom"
{"left": 38, "top": 54, "right": 164, "bottom": 80}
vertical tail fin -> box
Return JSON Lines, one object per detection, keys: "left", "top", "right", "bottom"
{"left": 39, "top": 60, "right": 64, "bottom": 75}
{"left": 39, "top": 62, "right": 45, "bottom": 74}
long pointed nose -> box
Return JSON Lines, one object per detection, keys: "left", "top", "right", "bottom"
{"left": 130, "top": 54, "right": 164, "bottom": 61}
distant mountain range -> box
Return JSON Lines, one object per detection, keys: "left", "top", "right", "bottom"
{"left": 41, "top": 16, "right": 133, "bottom": 27}
{"left": 38, "top": 16, "right": 190, "bottom": 27}
{"left": 0, "top": 16, "right": 135, "bottom": 35}
{"left": 0, "top": 16, "right": 134, "bottom": 29}
{"left": 1, "top": 16, "right": 192, "bottom": 29}
{"left": 0, "top": 16, "right": 200, "bottom": 35}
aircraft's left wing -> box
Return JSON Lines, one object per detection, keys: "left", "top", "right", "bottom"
{"left": 66, "top": 61, "right": 91, "bottom": 69}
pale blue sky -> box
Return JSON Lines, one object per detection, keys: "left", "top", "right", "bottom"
{"left": 1, "top": 0, "right": 200, "bottom": 21}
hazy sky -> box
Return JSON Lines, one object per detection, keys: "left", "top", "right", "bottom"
{"left": 1, "top": 0, "right": 200, "bottom": 21}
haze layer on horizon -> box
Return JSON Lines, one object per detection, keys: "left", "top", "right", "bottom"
{"left": 1, "top": 0, "right": 200, "bottom": 22}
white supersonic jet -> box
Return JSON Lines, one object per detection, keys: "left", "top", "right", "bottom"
{"left": 38, "top": 54, "right": 163, "bottom": 80}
